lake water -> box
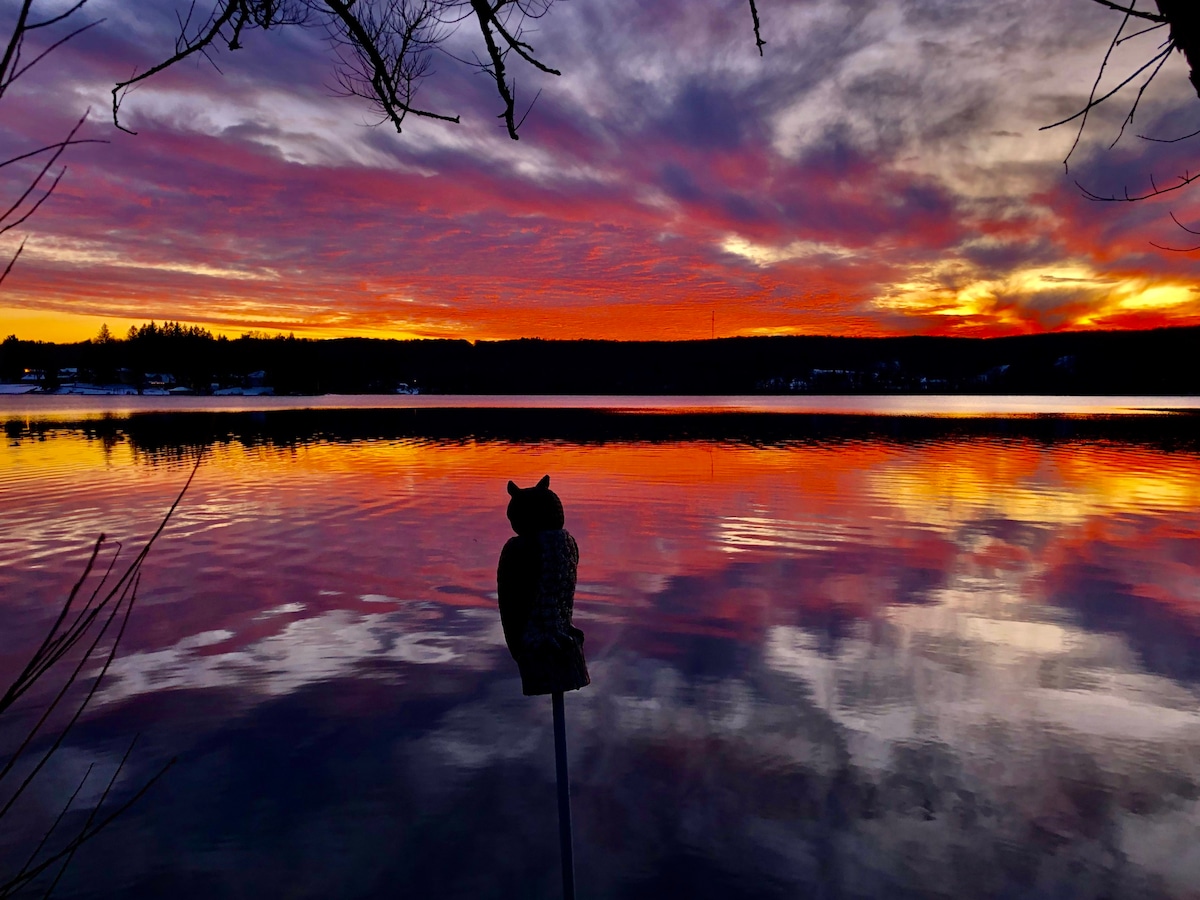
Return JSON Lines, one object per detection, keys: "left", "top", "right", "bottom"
{"left": 3, "top": 397, "right": 1200, "bottom": 898}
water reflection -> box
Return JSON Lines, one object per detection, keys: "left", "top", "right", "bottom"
{"left": 2, "top": 409, "right": 1200, "bottom": 897}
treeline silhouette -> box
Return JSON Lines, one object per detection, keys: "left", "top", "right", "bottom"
{"left": 7, "top": 408, "right": 1200, "bottom": 463}
{"left": 3, "top": 323, "right": 1199, "bottom": 395}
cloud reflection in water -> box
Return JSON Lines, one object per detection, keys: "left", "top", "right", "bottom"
{"left": 2, "top": 410, "right": 1200, "bottom": 897}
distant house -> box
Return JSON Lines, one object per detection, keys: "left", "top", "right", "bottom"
{"left": 20, "top": 368, "right": 43, "bottom": 384}
{"left": 246, "top": 370, "right": 267, "bottom": 388}
{"left": 59, "top": 384, "right": 137, "bottom": 395}
{"left": 977, "top": 364, "right": 1010, "bottom": 385}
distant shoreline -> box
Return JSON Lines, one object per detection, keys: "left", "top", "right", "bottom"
{"left": 4, "top": 394, "right": 1200, "bottom": 421}
{"left": 5, "top": 326, "right": 1200, "bottom": 396}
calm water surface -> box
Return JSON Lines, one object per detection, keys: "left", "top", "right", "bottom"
{"left": 3, "top": 399, "right": 1200, "bottom": 898}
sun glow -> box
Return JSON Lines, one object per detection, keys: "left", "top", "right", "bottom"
{"left": 875, "top": 261, "right": 1200, "bottom": 331}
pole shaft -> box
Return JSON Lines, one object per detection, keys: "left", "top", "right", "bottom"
{"left": 552, "top": 691, "right": 576, "bottom": 900}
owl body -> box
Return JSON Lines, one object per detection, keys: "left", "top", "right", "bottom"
{"left": 497, "top": 476, "right": 590, "bottom": 695}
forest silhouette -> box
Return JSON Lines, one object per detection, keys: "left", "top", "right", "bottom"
{"left": 4, "top": 324, "right": 1200, "bottom": 395}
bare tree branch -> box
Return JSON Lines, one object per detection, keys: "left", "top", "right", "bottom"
{"left": 323, "top": 0, "right": 460, "bottom": 131}
{"left": 1078, "top": 168, "right": 1200, "bottom": 201}
{"left": 0, "top": 238, "right": 24, "bottom": 288}
{"left": 0, "top": 1, "right": 36, "bottom": 99}
{"left": 1169, "top": 209, "right": 1200, "bottom": 233}
{"left": 470, "top": 0, "right": 519, "bottom": 138}
{"left": 111, "top": 1, "right": 242, "bottom": 134}
{"left": 0, "top": 3, "right": 103, "bottom": 290}
{"left": 747, "top": 0, "right": 765, "bottom": 56}
{"left": 1054, "top": 2, "right": 1136, "bottom": 171}
{"left": 1088, "top": 0, "right": 1166, "bottom": 22}
{"left": 7, "top": 18, "right": 101, "bottom": 89}
{"left": 0, "top": 112, "right": 93, "bottom": 243}
{"left": 0, "top": 753, "right": 176, "bottom": 898}
{"left": 109, "top": 0, "right": 770, "bottom": 141}
{"left": 1108, "top": 40, "right": 1173, "bottom": 147}
{"left": 0, "top": 459, "right": 198, "bottom": 896}
{"left": 26, "top": 0, "right": 90, "bottom": 31}
{"left": 0, "top": 0, "right": 101, "bottom": 102}
{"left": 1040, "top": 45, "right": 1173, "bottom": 134}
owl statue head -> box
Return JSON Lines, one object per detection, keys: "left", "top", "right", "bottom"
{"left": 506, "top": 474, "right": 565, "bottom": 536}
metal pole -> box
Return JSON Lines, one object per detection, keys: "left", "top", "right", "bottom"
{"left": 552, "top": 691, "right": 576, "bottom": 900}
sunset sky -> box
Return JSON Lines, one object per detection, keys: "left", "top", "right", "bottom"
{"left": 3, "top": 0, "right": 1200, "bottom": 342}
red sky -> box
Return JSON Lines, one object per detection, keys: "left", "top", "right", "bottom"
{"left": 2, "top": 0, "right": 1200, "bottom": 342}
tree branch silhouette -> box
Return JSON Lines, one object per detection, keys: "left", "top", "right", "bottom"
{"left": 0, "top": 1, "right": 107, "bottom": 286}
{"left": 0, "top": 459, "right": 198, "bottom": 897}
{"left": 113, "top": 0, "right": 767, "bottom": 140}
{"left": 1041, "top": 1, "right": 1200, "bottom": 246}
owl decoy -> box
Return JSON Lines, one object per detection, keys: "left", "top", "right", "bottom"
{"left": 497, "top": 475, "right": 590, "bottom": 695}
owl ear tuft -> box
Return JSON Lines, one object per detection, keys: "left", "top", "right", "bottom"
{"left": 507, "top": 480, "right": 519, "bottom": 496}
{"left": 537, "top": 475, "right": 551, "bottom": 489}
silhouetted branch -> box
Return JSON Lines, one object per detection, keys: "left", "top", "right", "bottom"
{"left": 1, "top": 2, "right": 102, "bottom": 286}
{"left": 1051, "top": 1, "right": 1200, "bottom": 245}
{"left": 120, "top": 0, "right": 767, "bottom": 141}
{"left": 0, "top": 458, "right": 199, "bottom": 896}
{"left": 11, "top": 762, "right": 93, "bottom": 890}
{"left": 1088, "top": 0, "right": 1165, "bottom": 23}
{"left": 1108, "top": 42, "right": 1173, "bottom": 147}
{"left": 25, "top": 0, "right": 90, "bottom": 31}
{"left": 1053, "top": 2, "right": 1135, "bottom": 171}
{"left": 1117, "top": 21, "right": 1169, "bottom": 44}
{"left": 470, "top": 0, "right": 518, "bottom": 138}
{"left": 0, "top": 1, "right": 102, "bottom": 100}
{"left": 0, "top": 753, "right": 176, "bottom": 898}
{"left": 1040, "top": 45, "right": 1172, "bottom": 134}
{"left": 1169, "top": 209, "right": 1200, "bottom": 233}
{"left": 0, "top": 237, "right": 24, "bottom": 288}
{"left": 324, "top": 0, "right": 460, "bottom": 132}
{"left": 111, "top": 0, "right": 241, "bottom": 134}
{"left": 747, "top": 0, "right": 765, "bottom": 56}
{"left": 1147, "top": 210, "right": 1200, "bottom": 249}
{"left": 1148, "top": 238, "right": 1200, "bottom": 250}
{"left": 0, "top": 113, "right": 92, "bottom": 240}
{"left": 1139, "top": 124, "right": 1200, "bottom": 142}
{"left": 1077, "top": 167, "right": 1200, "bottom": 200}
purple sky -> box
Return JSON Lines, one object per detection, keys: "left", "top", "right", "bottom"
{"left": 2, "top": 0, "right": 1200, "bottom": 341}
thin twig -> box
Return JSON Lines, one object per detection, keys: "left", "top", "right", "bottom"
{"left": 11, "top": 764, "right": 93, "bottom": 888}
{"left": 0, "top": 757, "right": 176, "bottom": 898}
{"left": 1058, "top": 3, "right": 1133, "bottom": 170}
{"left": 1088, "top": 0, "right": 1166, "bottom": 22}
{"left": 1139, "top": 125, "right": 1200, "bottom": 143}
{"left": 1041, "top": 46, "right": 1173, "bottom": 133}
{"left": 1108, "top": 43, "right": 1173, "bottom": 147}
{"left": 1078, "top": 168, "right": 1200, "bottom": 201}
{"left": 0, "top": 238, "right": 25, "bottom": 288}
{"left": 747, "top": 0, "right": 765, "bottom": 56}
